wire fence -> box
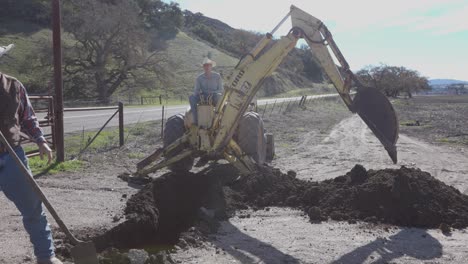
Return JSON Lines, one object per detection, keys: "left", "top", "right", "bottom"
{"left": 28, "top": 97, "right": 125, "bottom": 159}
{"left": 256, "top": 95, "right": 338, "bottom": 119}
{"left": 61, "top": 94, "right": 188, "bottom": 108}
{"left": 26, "top": 93, "right": 339, "bottom": 160}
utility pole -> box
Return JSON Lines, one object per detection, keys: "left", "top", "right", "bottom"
{"left": 52, "top": 0, "right": 64, "bottom": 162}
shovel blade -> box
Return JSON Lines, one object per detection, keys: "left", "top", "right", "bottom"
{"left": 353, "top": 86, "right": 399, "bottom": 163}
{"left": 70, "top": 241, "right": 99, "bottom": 264}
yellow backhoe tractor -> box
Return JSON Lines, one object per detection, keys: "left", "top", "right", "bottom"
{"left": 135, "top": 5, "right": 399, "bottom": 176}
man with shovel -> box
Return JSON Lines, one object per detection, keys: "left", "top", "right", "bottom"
{"left": 0, "top": 44, "right": 62, "bottom": 264}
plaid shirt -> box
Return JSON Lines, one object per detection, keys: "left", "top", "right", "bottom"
{"left": 18, "top": 84, "right": 46, "bottom": 144}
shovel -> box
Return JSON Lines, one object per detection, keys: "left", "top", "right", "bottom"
{"left": 0, "top": 131, "right": 99, "bottom": 264}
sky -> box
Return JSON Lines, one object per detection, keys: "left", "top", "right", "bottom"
{"left": 165, "top": 0, "right": 468, "bottom": 81}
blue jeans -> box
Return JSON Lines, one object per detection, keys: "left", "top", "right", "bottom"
{"left": 189, "top": 93, "right": 221, "bottom": 125}
{"left": 0, "top": 146, "right": 55, "bottom": 259}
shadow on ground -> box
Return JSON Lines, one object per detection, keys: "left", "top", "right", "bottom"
{"left": 332, "top": 228, "right": 442, "bottom": 264}
{"left": 210, "top": 220, "right": 300, "bottom": 264}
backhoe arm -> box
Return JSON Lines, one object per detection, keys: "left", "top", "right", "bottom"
{"left": 290, "top": 5, "right": 398, "bottom": 162}
{"left": 290, "top": 6, "right": 354, "bottom": 110}
{"left": 212, "top": 5, "right": 398, "bottom": 163}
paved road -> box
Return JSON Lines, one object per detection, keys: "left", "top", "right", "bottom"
{"left": 37, "top": 93, "right": 338, "bottom": 134}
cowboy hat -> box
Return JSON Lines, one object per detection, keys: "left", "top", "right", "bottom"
{"left": 0, "top": 44, "right": 14, "bottom": 57}
{"left": 201, "top": 57, "right": 216, "bottom": 67}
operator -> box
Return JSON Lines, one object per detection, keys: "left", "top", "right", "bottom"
{"left": 189, "top": 57, "right": 224, "bottom": 125}
{"left": 0, "top": 44, "right": 62, "bottom": 264}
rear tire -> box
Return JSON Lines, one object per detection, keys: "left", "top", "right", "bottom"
{"left": 235, "top": 112, "right": 267, "bottom": 164}
{"left": 163, "top": 114, "right": 194, "bottom": 173}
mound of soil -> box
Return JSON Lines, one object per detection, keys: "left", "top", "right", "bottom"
{"left": 92, "top": 164, "right": 468, "bottom": 253}
{"left": 229, "top": 165, "right": 468, "bottom": 228}
{"left": 93, "top": 170, "right": 222, "bottom": 251}
{"left": 93, "top": 183, "right": 159, "bottom": 251}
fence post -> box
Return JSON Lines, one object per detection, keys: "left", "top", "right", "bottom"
{"left": 270, "top": 100, "right": 277, "bottom": 115}
{"left": 278, "top": 101, "right": 284, "bottom": 114}
{"left": 159, "top": 95, "right": 162, "bottom": 105}
{"left": 76, "top": 108, "right": 120, "bottom": 158}
{"left": 285, "top": 101, "right": 291, "bottom": 112}
{"left": 119, "top": 102, "right": 124, "bottom": 146}
{"left": 262, "top": 102, "right": 268, "bottom": 118}
{"left": 161, "top": 105, "right": 165, "bottom": 139}
{"left": 52, "top": 0, "right": 64, "bottom": 162}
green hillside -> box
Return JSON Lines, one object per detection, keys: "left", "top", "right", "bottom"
{"left": 0, "top": 20, "right": 52, "bottom": 91}
{"left": 0, "top": 0, "right": 330, "bottom": 103}
{"left": 160, "top": 31, "right": 330, "bottom": 98}
{"left": 160, "top": 31, "right": 238, "bottom": 95}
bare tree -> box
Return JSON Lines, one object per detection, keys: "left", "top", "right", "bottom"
{"left": 357, "top": 64, "right": 430, "bottom": 98}
{"left": 447, "top": 83, "right": 467, "bottom": 95}
{"left": 62, "top": 0, "right": 168, "bottom": 103}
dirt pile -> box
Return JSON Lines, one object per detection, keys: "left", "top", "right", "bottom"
{"left": 93, "top": 183, "right": 159, "bottom": 251}
{"left": 92, "top": 164, "right": 468, "bottom": 253}
{"left": 93, "top": 170, "right": 222, "bottom": 251}
{"left": 228, "top": 165, "right": 468, "bottom": 228}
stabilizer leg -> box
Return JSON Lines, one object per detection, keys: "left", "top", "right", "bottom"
{"left": 135, "top": 134, "right": 193, "bottom": 176}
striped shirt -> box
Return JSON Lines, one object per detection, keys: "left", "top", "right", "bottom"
{"left": 18, "top": 84, "right": 46, "bottom": 144}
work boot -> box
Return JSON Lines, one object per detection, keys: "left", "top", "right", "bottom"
{"left": 37, "top": 256, "right": 63, "bottom": 264}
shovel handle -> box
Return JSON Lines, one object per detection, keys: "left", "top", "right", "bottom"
{"left": 0, "top": 131, "right": 81, "bottom": 245}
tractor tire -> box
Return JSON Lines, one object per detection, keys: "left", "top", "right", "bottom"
{"left": 235, "top": 112, "right": 267, "bottom": 164}
{"left": 163, "top": 114, "right": 194, "bottom": 173}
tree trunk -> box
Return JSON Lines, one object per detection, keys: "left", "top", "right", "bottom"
{"left": 97, "top": 86, "right": 110, "bottom": 104}
{"left": 96, "top": 72, "right": 110, "bottom": 105}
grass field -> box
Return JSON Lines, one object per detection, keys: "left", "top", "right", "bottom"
{"left": 394, "top": 94, "right": 468, "bottom": 148}
{"left": 25, "top": 119, "right": 161, "bottom": 175}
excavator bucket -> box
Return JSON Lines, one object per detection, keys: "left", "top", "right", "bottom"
{"left": 352, "top": 86, "right": 399, "bottom": 163}
{"left": 289, "top": 5, "right": 399, "bottom": 163}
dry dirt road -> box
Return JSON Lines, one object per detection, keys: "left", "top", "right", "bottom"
{"left": 1, "top": 102, "right": 468, "bottom": 264}
{"left": 38, "top": 95, "right": 336, "bottom": 133}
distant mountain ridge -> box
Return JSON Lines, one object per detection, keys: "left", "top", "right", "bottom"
{"left": 426, "top": 79, "right": 468, "bottom": 95}
{"left": 186, "top": 11, "right": 235, "bottom": 35}
{"left": 429, "top": 79, "right": 468, "bottom": 86}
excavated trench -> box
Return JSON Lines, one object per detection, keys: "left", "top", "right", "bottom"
{"left": 92, "top": 164, "right": 468, "bottom": 253}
